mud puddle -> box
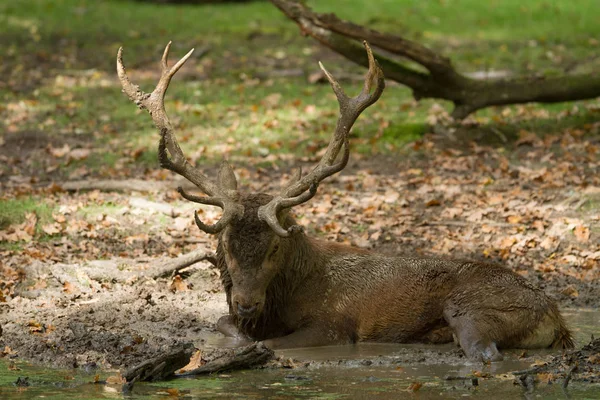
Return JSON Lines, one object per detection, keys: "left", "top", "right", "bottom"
{"left": 2, "top": 358, "right": 600, "bottom": 399}
{"left": 0, "top": 309, "right": 598, "bottom": 399}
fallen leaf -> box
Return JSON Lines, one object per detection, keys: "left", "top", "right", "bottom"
{"left": 425, "top": 199, "right": 441, "bottom": 207}
{"left": 42, "top": 223, "right": 62, "bottom": 235}
{"left": 48, "top": 144, "right": 70, "bottom": 157}
{"left": 177, "top": 350, "right": 204, "bottom": 374}
{"left": 407, "top": 382, "right": 422, "bottom": 392}
{"left": 537, "top": 373, "right": 557, "bottom": 384}
{"left": 106, "top": 372, "right": 126, "bottom": 385}
{"left": 23, "top": 212, "right": 38, "bottom": 236}
{"left": 561, "top": 285, "right": 578, "bottom": 298}
{"left": 69, "top": 148, "right": 91, "bottom": 161}
{"left": 63, "top": 281, "right": 77, "bottom": 294}
{"left": 507, "top": 215, "right": 522, "bottom": 224}
{"left": 573, "top": 225, "right": 590, "bottom": 242}
{"left": 170, "top": 275, "right": 188, "bottom": 292}
{"left": 28, "top": 320, "right": 44, "bottom": 334}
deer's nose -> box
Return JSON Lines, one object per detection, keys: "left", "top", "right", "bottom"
{"left": 236, "top": 303, "right": 258, "bottom": 317}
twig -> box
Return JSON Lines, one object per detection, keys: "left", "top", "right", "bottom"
{"left": 513, "top": 365, "right": 546, "bottom": 376}
{"left": 421, "top": 220, "right": 514, "bottom": 228}
{"left": 60, "top": 179, "right": 172, "bottom": 193}
{"left": 562, "top": 365, "right": 577, "bottom": 389}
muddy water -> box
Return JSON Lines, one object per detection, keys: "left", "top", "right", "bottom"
{"left": 1, "top": 309, "right": 598, "bottom": 399}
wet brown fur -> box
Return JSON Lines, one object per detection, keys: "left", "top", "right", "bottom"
{"left": 217, "top": 194, "right": 573, "bottom": 362}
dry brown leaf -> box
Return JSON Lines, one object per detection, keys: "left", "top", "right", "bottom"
{"left": 53, "top": 213, "right": 67, "bottom": 223}
{"left": 537, "top": 373, "right": 557, "bottom": 384}
{"left": 177, "top": 350, "right": 204, "bottom": 374}
{"left": 540, "top": 236, "right": 559, "bottom": 250}
{"left": 573, "top": 225, "right": 590, "bottom": 242}
{"left": 407, "top": 382, "right": 423, "bottom": 392}
{"left": 587, "top": 354, "right": 600, "bottom": 364}
{"left": 170, "top": 275, "right": 188, "bottom": 292}
{"left": 63, "top": 281, "right": 76, "bottom": 294}
{"left": 561, "top": 285, "right": 579, "bottom": 298}
{"left": 262, "top": 93, "right": 282, "bottom": 109}
{"left": 425, "top": 199, "right": 441, "bottom": 207}
{"left": 106, "top": 372, "right": 126, "bottom": 385}
{"left": 582, "top": 259, "right": 597, "bottom": 270}
{"left": 507, "top": 215, "right": 523, "bottom": 224}
{"left": 48, "top": 144, "right": 70, "bottom": 157}
{"left": 42, "top": 223, "right": 62, "bottom": 235}
{"left": 498, "top": 237, "right": 517, "bottom": 250}
{"left": 8, "top": 362, "right": 21, "bottom": 371}
{"left": 2, "top": 346, "right": 16, "bottom": 357}
{"left": 28, "top": 320, "right": 44, "bottom": 334}
{"left": 23, "top": 212, "right": 38, "bottom": 236}
{"left": 532, "top": 220, "right": 545, "bottom": 232}
{"left": 69, "top": 148, "right": 91, "bottom": 161}
{"left": 516, "top": 130, "right": 541, "bottom": 147}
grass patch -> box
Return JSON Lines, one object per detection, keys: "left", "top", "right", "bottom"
{"left": 1, "top": 0, "right": 599, "bottom": 178}
{"left": 76, "top": 202, "right": 123, "bottom": 220}
{"left": 0, "top": 241, "right": 24, "bottom": 251}
{"left": 0, "top": 197, "right": 55, "bottom": 231}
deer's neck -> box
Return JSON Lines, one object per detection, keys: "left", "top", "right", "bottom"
{"left": 279, "top": 233, "right": 326, "bottom": 285}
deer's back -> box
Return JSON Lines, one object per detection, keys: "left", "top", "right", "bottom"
{"left": 316, "top": 252, "right": 550, "bottom": 343}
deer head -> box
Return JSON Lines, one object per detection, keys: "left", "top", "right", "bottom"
{"left": 117, "top": 42, "right": 384, "bottom": 319}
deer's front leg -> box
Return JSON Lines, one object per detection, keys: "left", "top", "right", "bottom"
{"left": 263, "top": 325, "right": 349, "bottom": 349}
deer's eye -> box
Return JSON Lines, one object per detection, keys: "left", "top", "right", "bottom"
{"left": 269, "top": 244, "right": 280, "bottom": 258}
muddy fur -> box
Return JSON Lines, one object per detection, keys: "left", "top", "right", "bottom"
{"left": 215, "top": 194, "right": 573, "bottom": 362}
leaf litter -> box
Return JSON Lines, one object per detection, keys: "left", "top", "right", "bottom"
{"left": 0, "top": 69, "right": 598, "bottom": 377}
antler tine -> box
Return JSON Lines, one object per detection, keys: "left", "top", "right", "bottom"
{"left": 118, "top": 43, "right": 244, "bottom": 234}
{"left": 258, "top": 42, "right": 384, "bottom": 237}
{"left": 194, "top": 210, "right": 239, "bottom": 235}
{"left": 177, "top": 187, "right": 224, "bottom": 207}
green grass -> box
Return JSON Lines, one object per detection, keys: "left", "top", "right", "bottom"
{"left": 0, "top": 198, "right": 54, "bottom": 229}
{"left": 0, "top": 198, "right": 56, "bottom": 248}
{"left": 2, "top": 0, "right": 597, "bottom": 73}
{"left": 1, "top": 0, "right": 599, "bottom": 177}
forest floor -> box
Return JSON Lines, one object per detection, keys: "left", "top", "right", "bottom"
{"left": 0, "top": 0, "right": 599, "bottom": 388}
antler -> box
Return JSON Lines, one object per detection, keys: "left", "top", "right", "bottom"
{"left": 117, "top": 42, "right": 243, "bottom": 234}
{"left": 258, "top": 41, "right": 385, "bottom": 237}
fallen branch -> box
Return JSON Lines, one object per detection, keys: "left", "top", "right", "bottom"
{"left": 123, "top": 343, "right": 195, "bottom": 382}
{"left": 175, "top": 342, "right": 275, "bottom": 377}
{"left": 129, "top": 197, "right": 182, "bottom": 218}
{"left": 59, "top": 179, "right": 198, "bottom": 193}
{"left": 421, "top": 220, "right": 514, "bottom": 228}
{"left": 60, "top": 179, "right": 172, "bottom": 193}
{"left": 143, "top": 248, "right": 217, "bottom": 279}
{"left": 270, "top": 0, "right": 600, "bottom": 118}
{"left": 80, "top": 248, "right": 217, "bottom": 283}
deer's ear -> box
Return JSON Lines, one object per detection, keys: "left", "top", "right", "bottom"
{"left": 218, "top": 161, "right": 238, "bottom": 191}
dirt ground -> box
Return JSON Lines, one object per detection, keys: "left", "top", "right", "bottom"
{"left": 0, "top": 128, "right": 599, "bottom": 377}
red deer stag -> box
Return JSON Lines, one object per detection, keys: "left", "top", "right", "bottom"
{"left": 117, "top": 42, "right": 573, "bottom": 362}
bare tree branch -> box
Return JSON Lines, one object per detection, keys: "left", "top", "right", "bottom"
{"left": 270, "top": 0, "right": 600, "bottom": 119}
